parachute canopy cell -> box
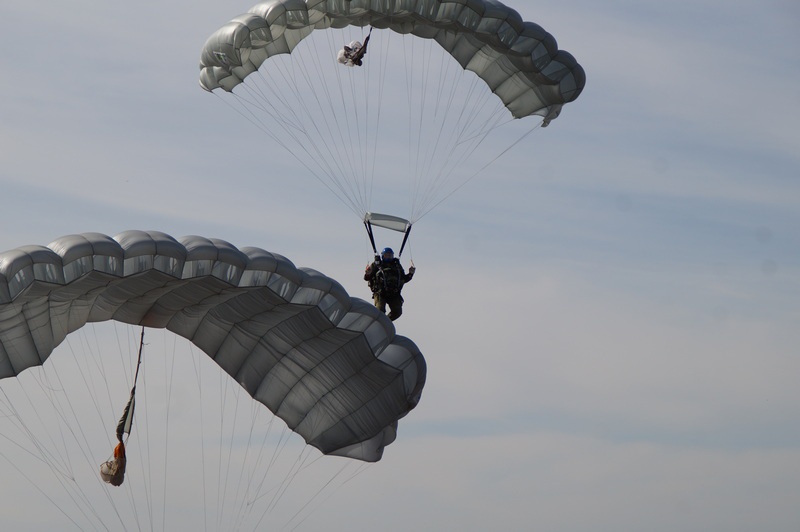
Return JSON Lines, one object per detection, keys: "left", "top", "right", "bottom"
{"left": 199, "top": 0, "right": 585, "bottom": 122}
{"left": 0, "top": 230, "right": 426, "bottom": 462}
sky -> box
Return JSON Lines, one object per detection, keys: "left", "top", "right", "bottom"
{"left": 1, "top": 0, "right": 799, "bottom": 530}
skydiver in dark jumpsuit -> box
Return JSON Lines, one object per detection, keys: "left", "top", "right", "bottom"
{"left": 364, "top": 247, "right": 415, "bottom": 321}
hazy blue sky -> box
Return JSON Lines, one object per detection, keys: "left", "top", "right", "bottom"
{"left": 1, "top": 1, "right": 799, "bottom": 530}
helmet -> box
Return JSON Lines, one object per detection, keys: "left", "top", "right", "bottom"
{"left": 380, "top": 247, "right": 394, "bottom": 261}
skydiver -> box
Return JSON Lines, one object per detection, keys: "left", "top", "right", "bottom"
{"left": 364, "top": 247, "right": 415, "bottom": 321}
{"left": 338, "top": 27, "right": 372, "bottom": 67}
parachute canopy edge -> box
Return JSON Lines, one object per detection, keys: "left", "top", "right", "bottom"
{"left": 0, "top": 230, "right": 427, "bottom": 463}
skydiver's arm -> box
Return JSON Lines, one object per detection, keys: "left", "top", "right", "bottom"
{"left": 401, "top": 262, "right": 415, "bottom": 283}
{"left": 364, "top": 262, "right": 376, "bottom": 281}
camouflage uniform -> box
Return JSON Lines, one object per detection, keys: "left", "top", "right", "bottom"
{"left": 364, "top": 258, "right": 415, "bottom": 321}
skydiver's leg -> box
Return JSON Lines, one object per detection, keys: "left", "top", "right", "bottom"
{"left": 374, "top": 293, "right": 387, "bottom": 314}
{"left": 387, "top": 294, "right": 403, "bottom": 321}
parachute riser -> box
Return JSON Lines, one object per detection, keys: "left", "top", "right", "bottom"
{"left": 364, "top": 220, "right": 378, "bottom": 257}
{"left": 398, "top": 224, "right": 412, "bottom": 258}
{"left": 364, "top": 219, "right": 412, "bottom": 258}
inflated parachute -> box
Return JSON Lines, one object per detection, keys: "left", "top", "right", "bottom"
{"left": 198, "top": 0, "right": 585, "bottom": 223}
{"left": 0, "top": 230, "right": 426, "bottom": 462}
{"left": 199, "top": 0, "right": 583, "bottom": 121}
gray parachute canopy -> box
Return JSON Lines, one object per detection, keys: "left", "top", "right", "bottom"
{"left": 0, "top": 230, "right": 426, "bottom": 462}
{"left": 199, "top": 0, "right": 585, "bottom": 123}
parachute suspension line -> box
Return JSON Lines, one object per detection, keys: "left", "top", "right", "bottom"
{"left": 413, "top": 99, "right": 508, "bottom": 220}
{"left": 248, "top": 66, "right": 364, "bottom": 218}
{"left": 233, "top": 24, "right": 392, "bottom": 221}
{"left": 291, "top": 31, "right": 366, "bottom": 208}
{"left": 224, "top": 26, "right": 407, "bottom": 220}
{"left": 401, "top": 35, "right": 424, "bottom": 221}
{"left": 323, "top": 24, "right": 389, "bottom": 217}
{"left": 215, "top": 26, "right": 536, "bottom": 227}
{"left": 356, "top": 25, "right": 377, "bottom": 213}
{"left": 366, "top": 27, "right": 389, "bottom": 214}
{"left": 400, "top": 34, "right": 507, "bottom": 222}
{"left": 231, "top": 404, "right": 264, "bottom": 529}
{"left": 0, "top": 430, "right": 86, "bottom": 529}
{"left": 281, "top": 458, "right": 351, "bottom": 531}
{"left": 215, "top": 366, "right": 229, "bottom": 530}
{"left": 51, "top": 324, "right": 133, "bottom": 523}
{"left": 406, "top": 35, "right": 428, "bottom": 214}
{"left": 369, "top": 27, "right": 388, "bottom": 216}
{"left": 255, "top": 445, "right": 319, "bottom": 529}
{"left": 403, "top": 35, "right": 429, "bottom": 220}
{"left": 323, "top": 27, "right": 371, "bottom": 213}
{"left": 228, "top": 401, "right": 268, "bottom": 531}
{"left": 0, "top": 382, "right": 108, "bottom": 529}
{"left": 184, "top": 339, "right": 280, "bottom": 532}
{"left": 419, "top": 36, "right": 464, "bottom": 198}
{"left": 217, "top": 374, "right": 246, "bottom": 532}
{"left": 409, "top": 35, "right": 470, "bottom": 220}
{"left": 211, "top": 92, "right": 323, "bottom": 182}
{"left": 186, "top": 342, "right": 210, "bottom": 532}
{"left": 407, "top": 35, "right": 429, "bottom": 220}
{"left": 0, "top": 384, "right": 100, "bottom": 528}
{"left": 413, "top": 119, "right": 543, "bottom": 223}
{"left": 336, "top": 27, "right": 368, "bottom": 209}
{"left": 209, "top": 360, "right": 287, "bottom": 532}
{"left": 360, "top": 24, "right": 382, "bottom": 216}
{"left": 218, "top": 71, "right": 364, "bottom": 219}
{"left": 161, "top": 331, "right": 180, "bottom": 532}
{"left": 242, "top": 424, "right": 298, "bottom": 526}
{"left": 5, "top": 366, "right": 78, "bottom": 480}
{"left": 410, "top": 55, "right": 503, "bottom": 219}
{"left": 412, "top": 69, "right": 533, "bottom": 220}
{"left": 4, "top": 323, "right": 128, "bottom": 527}
{"left": 284, "top": 461, "right": 372, "bottom": 532}
{"left": 244, "top": 423, "right": 295, "bottom": 513}
{"left": 56, "top": 330, "right": 129, "bottom": 521}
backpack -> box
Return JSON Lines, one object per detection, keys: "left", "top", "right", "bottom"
{"left": 374, "top": 260, "right": 402, "bottom": 294}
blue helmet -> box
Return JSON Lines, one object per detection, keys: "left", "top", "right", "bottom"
{"left": 381, "top": 247, "right": 394, "bottom": 261}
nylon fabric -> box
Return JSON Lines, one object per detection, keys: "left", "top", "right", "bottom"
{"left": 0, "top": 230, "right": 426, "bottom": 462}
{"left": 199, "top": 0, "right": 585, "bottom": 122}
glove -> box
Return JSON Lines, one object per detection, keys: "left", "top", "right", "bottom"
{"left": 408, "top": 266, "right": 416, "bottom": 274}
